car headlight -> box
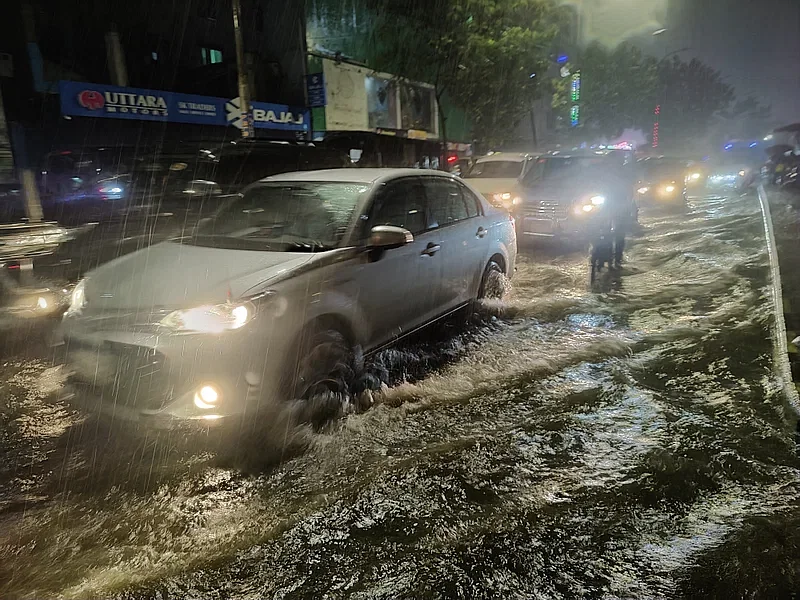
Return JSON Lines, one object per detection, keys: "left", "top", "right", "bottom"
{"left": 590, "top": 195, "right": 605, "bottom": 205}
{"left": 160, "top": 301, "right": 255, "bottom": 333}
{"left": 492, "top": 192, "right": 522, "bottom": 209}
{"left": 65, "top": 279, "right": 87, "bottom": 316}
{"left": 689, "top": 172, "right": 701, "bottom": 180}
{"left": 665, "top": 185, "right": 676, "bottom": 193}
{"left": 738, "top": 170, "right": 746, "bottom": 177}
{"left": 574, "top": 203, "right": 594, "bottom": 215}
{"left": 637, "top": 187, "right": 650, "bottom": 194}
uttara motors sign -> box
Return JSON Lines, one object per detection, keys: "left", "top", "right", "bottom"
{"left": 59, "top": 81, "right": 309, "bottom": 133}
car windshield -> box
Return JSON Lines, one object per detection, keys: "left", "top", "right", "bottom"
{"left": 526, "top": 156, "right": 611, "bottom": 182}
{"left": 467, "top": 160, "right": 524, "bottom": 178}
{"left": 184, "top": 182, "right": 369, "bottom": 251}
{"left": 637, "top": 159, "right": 687, "bottom": 178}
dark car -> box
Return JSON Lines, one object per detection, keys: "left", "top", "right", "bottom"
{"left": 635, "top": 157, "right": 688, "bottom": 207}
{"left": 515, "top": 153, "right": 636, "bottom": 242}
{"left": 40, "top": 141, "right": 349, "bottom": 224}
{"left": 38, "top": 141, "right": 350, "bottom": 279}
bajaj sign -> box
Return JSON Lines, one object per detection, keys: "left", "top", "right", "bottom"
{"left": 225, "top": 97, "right": 305, "bottom": 131}
{"left": 60, "top": 81, "right": 309, "bottom": 133}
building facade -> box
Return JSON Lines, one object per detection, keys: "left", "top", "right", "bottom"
{"left": 0, "top": 0, "right": 310, "bottom": 168}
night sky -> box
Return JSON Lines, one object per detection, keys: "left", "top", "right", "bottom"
{"left": 666, "top": 0, "right": 800, "bottom": 125}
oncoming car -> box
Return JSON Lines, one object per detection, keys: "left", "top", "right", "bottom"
{"left": 59, "top": 169, "right": 516, "bottom": 431}
{"left": 635, "top": 157, "right": 688, "bottom": 206}
{"left": 516, "top": 153, "right": 636, "bottom": 241}
{"left": 464, "top": 152, "right": 538, "bottom": 211}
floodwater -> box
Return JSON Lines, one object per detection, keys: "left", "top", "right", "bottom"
{"left": 2, "top": 190, "right": 800, "bottom": 599}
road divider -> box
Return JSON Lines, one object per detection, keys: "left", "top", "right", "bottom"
{"left": 757, "top": 184, "right": 800, "bottom": 422}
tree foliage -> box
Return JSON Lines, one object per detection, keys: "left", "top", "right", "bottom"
{"left": 364, "top": 0, "right": 565, "bottom": 145}
{"left": 657, "top": 56, "right": 735, "bottom": 148}
{"left": 552, "top": 42, "right": 659, "bottom": 139}
{"left": 553, "top": 43, "right": 737, "bottom": 149}
{"left": 712, "top": 96, "right": 771, "bottom": 144}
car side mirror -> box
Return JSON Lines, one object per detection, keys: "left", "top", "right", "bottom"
{"left": 368, "top": 225, "right": 413, "bottom": 250}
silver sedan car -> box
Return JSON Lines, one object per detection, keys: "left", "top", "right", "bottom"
{"left": 59, "top": 169, "right": 517, "bottom": 429}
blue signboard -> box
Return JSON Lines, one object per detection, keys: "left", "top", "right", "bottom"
{"left": 306, "top": 73, "right": 326, "bottom": 108}
{"left": 58, "top": 81, "right": 309, "bottom": 132}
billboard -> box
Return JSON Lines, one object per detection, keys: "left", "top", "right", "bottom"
{"left": 366, "top": 74, "right": 399, "bottom": 130}
{"left": 400, "top": 81, "right": 436, "bottom": 135}
{"left": 321, "top": 61, "right": 369, "bottom": 131}
{"left": 311, "top": 58, "right": 438, "bottom": 139}
{"left": 58, "top": 81, "right": 309, "bottom": 132}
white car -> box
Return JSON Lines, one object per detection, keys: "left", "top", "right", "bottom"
{"left": 60, "top": 169, "right": 516, "bottom": 429}
{"left": 464, "top": 152, "right": 538, "bottom": 210}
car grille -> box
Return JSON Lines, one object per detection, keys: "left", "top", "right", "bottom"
{"left": 524, "top": 198, "right": 569, "bottom": 219}
{"left": 65, "top": 339, "right": 172, "bottom": 411}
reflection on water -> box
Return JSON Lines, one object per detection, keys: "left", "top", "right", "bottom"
{"left": 1, "top": 192, "right": 799, "bottom": 599}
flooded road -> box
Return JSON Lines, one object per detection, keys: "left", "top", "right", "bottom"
{"left": 2, "top": 190, "right": 800, "bottom": 599}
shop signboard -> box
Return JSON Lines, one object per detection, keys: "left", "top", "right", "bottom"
{"left": 306, "top": 73, "right": 326, "bottom": 107}
{"left": 58, "top": 81, "right": 309, "bottom": 132}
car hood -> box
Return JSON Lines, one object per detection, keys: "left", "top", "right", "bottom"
{"left": 84, "top": 241, "right": 313, "bottom": 310}
{"left": 464, "top": 178, "right": 522, "bottom": 195}
{"left": 526, "top": 178, "right": 601, "bottom": 200}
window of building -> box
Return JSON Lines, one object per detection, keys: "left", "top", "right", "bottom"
{"left": 201, "top": 47, "right": 223, "bottom": 65}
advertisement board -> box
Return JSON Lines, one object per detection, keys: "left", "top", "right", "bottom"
{"left": 58, "top": 81, "right": 309, "bottom": 133}
{"left": 321, "top": 61, "right": 369, "bottom": 131}
{"left": 366, "top": 73, "right": 399, "bottom": 130}
{"left": 400, "top": 81, "right": 436, "bottom": 135}
{"left": 309, "top": 59, "right": 439, "bottom": 139}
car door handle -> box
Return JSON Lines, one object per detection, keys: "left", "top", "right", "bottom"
{"left": 421, "top": 242, "right": 441, "bottom": 256}
{"left": 476, "top": 227, "right": 488, "bottom": 238}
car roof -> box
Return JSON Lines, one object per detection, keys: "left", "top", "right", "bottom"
{"left": 259, "top": 168, "right": 457, "bottom": 185}
{"left": 475, "top": 152, "right": 532, "bottom": 163}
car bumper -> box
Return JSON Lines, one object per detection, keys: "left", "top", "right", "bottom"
{"left": 518, "top": 215, "right": 592, "bottom": 240}
{"left": 59, "top": 313, "right": 289, "bottom": 428}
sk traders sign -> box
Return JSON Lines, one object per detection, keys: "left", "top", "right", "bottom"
{"left": 59, "top": 81, "right": 309, "bottom": 133}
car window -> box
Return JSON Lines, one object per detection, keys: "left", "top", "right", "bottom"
{"left": 456, "top": 181, "right": 481, "bottom": 218}
{"left": 467, "top": 160, "right": 524, "bottom": 179}
{"left": 425, "top": 177, "right": 472, "bottom": 227}
{"left": 370, "top": 178, "right": 428, "bottom": 235}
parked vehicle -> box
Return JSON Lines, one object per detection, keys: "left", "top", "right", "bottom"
{"left": 40, "top": 141, "right": 349, "bottom": 224}
{"left": 59, "top": 169, "right": 516, "bottom": 430}
{"left": 762, "top": 144, "right": 796, "bottom": 185}
{"left": 464, "top": 152, "right": 539, "bottom": 211}
{"left": 0, "top": 222, "right": 89, "bottom": 325}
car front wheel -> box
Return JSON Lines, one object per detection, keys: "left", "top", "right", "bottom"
{"left": 285, "top": 326, "right": 355, "bottom": 427}
{"left": 478, "top": 260, "right": 507, "bottom": 300}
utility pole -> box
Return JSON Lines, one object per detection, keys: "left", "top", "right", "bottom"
{"left": 105, "top": 24, "right": 129, "bottom": 87}
{"left": 18, "top": 1, "right": 43, "bottom": 222}
{"left": 232, "top": 0, "right": 254, "bottom": 139}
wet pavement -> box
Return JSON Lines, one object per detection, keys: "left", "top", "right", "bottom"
{"left": 2, "top": 190, "right": 800, "bottom": 599}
